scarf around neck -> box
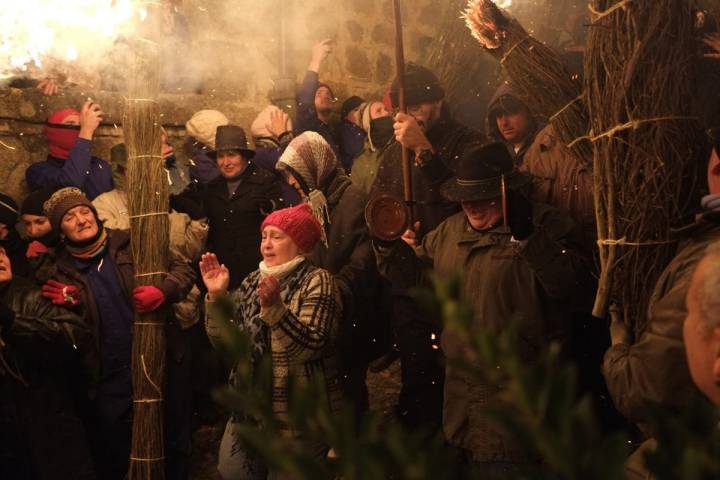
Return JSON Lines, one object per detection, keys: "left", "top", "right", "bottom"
{"left": 258, "top": 255, "right": 306, "bottom": 281}
{"left": 66, "top": 226, "right": 108, "bottom": 260}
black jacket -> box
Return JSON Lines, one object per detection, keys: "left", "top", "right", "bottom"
{"left": 370, "top": 106, "right": 486, "bottom": 237}
{"left": 0, "top": 277, "right": 95, "bottom": 480}
{"left": 308, "top": 171, "right": 392, "bottom": 366}
{"left": 201, "top": 163, "right": 284, "bottom": 289}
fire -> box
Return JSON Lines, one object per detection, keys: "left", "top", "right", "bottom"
{"left": 0, "top": 0, "right": 142, "bottom": 78}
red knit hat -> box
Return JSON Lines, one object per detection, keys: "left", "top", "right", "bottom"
{"left": 261, "top": 204, "right": 323, "bottom": 253}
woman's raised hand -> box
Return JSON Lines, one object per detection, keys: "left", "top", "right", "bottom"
{"left": 199, "top": 253, "right": 230, "bottom": 296}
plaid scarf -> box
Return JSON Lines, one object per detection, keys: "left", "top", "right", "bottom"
{"left": 66, "top": 226, "right": 108, "bottom": 260}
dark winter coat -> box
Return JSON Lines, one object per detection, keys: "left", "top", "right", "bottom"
{"left": 377, "top": 203, "right": 587, "bottom": 462}
{"left": 370, "top": 105, "right": 486, "bottom": 237}
{"left": 295, "top": 71, "right": 341, "bottom": 160}
{"left": 336, "top": 121, "right": 366, "bottom": 171}
{"left": 0, "top": 276, "right": 95, "bottom": 480}
{"left": 603, "top": 211, "right": 720, "bottom": 430}
{"left": 199, "top": 163, "right": 285, "bottom": 289}
{"left": 253, "top": 139, "right": 301, "bottom": 206}
{"left": 26, "top": 139, "right": 113, "bottom": 200}
{"left": 51, "top": 229, "right": 195, "bottom": 400}
{"left": 307, "top": 170, "right": 392, "bottom": 367}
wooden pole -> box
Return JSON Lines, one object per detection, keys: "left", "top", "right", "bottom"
{"left": 393, "top": 0, "right": 414, "bottom": 223}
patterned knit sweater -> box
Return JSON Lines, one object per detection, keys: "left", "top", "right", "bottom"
{"left": 205, "top": 260, "right": 344, "bottom": 432}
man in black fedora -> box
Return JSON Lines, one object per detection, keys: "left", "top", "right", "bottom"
{"left": 376, "top": 142, "right": 588, "bottom": 472}
{"left": 179, "top": 125, "right": 285, "bottom": 289}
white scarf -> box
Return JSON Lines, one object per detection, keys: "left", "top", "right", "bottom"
{"left": 258, "top": 255, "right": 306, "bottom": 280}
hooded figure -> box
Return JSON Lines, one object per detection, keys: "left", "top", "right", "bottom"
{"left": 350, "top": 101, "right": 394, "bottom": 194}
{"left": 277, "top": 132, "right": 393, "bottom": 417}
{"left": 25, "top": 108, "right": 113, "bottom": 200}
{"left": 486, "top": 82, "right": 594, "bottom": 244}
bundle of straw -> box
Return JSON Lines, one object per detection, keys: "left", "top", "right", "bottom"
{"left": 463, "top": 0, "right": 592, "bottom": 165}
{"left": 584, "top": 0, "right": 705, "bottom": 326}
{"left": 125, "top": 38, "right": 169, "bottom": 480}
{"left": 423, "top": 0, "right": 492, "bottom": 112}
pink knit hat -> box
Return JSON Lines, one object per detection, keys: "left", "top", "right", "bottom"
{"left": 261, "top": 204, "right": 323, "bottom": 253}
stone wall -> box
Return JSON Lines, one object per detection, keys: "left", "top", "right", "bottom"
{"left": 0, "top": 0, "right": 445, "bottom": 203}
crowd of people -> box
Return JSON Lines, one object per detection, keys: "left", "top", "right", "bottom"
{"left": 1, "top": 10, "right": 720, "bottom": 480}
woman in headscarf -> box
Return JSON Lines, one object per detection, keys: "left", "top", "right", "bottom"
{"left": 275, "top": 132, "right": 392, "bottom": 420}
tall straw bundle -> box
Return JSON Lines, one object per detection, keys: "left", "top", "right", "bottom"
{"left": 463, "top": 0, "right": 592, "bottom": 165}
{"left": 585, "top": 0, "right": 705, "bottom": 326}
{"left": 125, "top": 38, "right": 169, "bottom": 480}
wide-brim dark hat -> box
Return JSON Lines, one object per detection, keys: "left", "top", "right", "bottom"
{"left": 208, "top": 125, "right": 255, "bottom": 160}
{"left": 441, "top": 142, "right": 532, "bottom": 202}
{"left": 390, "top": 62, "right": 445, "bottom": 108}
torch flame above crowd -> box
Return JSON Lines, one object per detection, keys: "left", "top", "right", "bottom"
{"left": 0, "top": 0, "right": 143, "bottom": 78}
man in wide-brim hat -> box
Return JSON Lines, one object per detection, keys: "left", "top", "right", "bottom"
{"left": 185, "top": 125, "right": 284, "bottom": 289}
{"left": 376, "top": 142, "right": 589, "bottom": 472}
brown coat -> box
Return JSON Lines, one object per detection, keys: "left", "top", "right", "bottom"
{"left": 603, "top": 212, "right": 720, "bottom": 428}
{"left": 520, "top": 124, "right": 594, "bottom": 241}
{"left": 378, "top": 204, "right": 587, "bottom": 462}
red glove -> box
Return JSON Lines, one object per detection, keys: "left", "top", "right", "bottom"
{"left": 42, "top": 280, "right": 81, "bottom": 307}
{"left": 26, "top": 241, "right": 49, "bottom": 259}
{"left": 133, "top": 286, "right": 166, "bottom": 313}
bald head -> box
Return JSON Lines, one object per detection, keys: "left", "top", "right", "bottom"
{"left": 683, "top": 245, "right": 720, "bottom": 404}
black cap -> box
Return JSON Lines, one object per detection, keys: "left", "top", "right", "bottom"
{"left": 390, "top": 63, "right": 445, "bottom": 108}
{"left": 21, "top": 187, "right": 58, "bottom": 217}
{"left": 341, "top": 96, "right": 365, "bottom": 120}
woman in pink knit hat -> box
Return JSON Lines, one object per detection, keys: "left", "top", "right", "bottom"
{"left": 199, "top": 203, "right": 343, "bottom": 479}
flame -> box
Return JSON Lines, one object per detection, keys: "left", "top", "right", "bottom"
{"left": 496, "top": 0, "right": 512, "bottom": 7}
{"left": 0, "top": 0, "right": 138, "bottom": 77}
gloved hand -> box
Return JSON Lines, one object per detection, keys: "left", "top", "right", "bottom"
{"left": 26, "top": 241, "right": 49, "bottom": 259}
{"left": 506, "top": 190, "right": 534, "bottom": 241}
{"left": 42, "top": 280, "right": 81, "bottom": 307}
{"left": 133, "top": 286, "right": 166, "bottom": 314}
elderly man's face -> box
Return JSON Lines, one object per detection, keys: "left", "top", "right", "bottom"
{"left": 683, "top": 258, "right": 720, "bottom": 405}
{"left": 462, "top": 198, "right": 503, "bottom": 232}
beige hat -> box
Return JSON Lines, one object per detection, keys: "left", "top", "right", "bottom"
{"left": 250, "top": 105, "right": 293, "bottom": 140}
{"left": 185, "top": 110, "right": 229, "bottom": 149}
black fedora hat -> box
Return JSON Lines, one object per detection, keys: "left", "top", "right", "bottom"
{"left": 441, "top": 142, "right": 531, "bottom": 202}
{"left": 208, "top": 125, "right": 255, "bottom": 160}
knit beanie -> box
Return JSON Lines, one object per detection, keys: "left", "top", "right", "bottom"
{"left": 45, "top": 108, "right": 81, "bottom": 160}
{"left": 390, "top": 63, "right": 445, "bottom": 108}
{"left": 44, "top": 187, "right": 97, "bottom": 232}
{"left": 261, "top": 203, "right": 322, "bottom": 253}
{"left": 21, "top": 187, "right": 57, "bottom": 216}
{"left": 0, "top": 193, "right": 19, "bottom": 227}
{"left": 185, "top": 110, "right": 229, "bottom": 149}
{"left": 341, "top": 96, "right": 365, "bottom": 121}
{"left": 250, "top": 105, "right": 293, "bottom": 140}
